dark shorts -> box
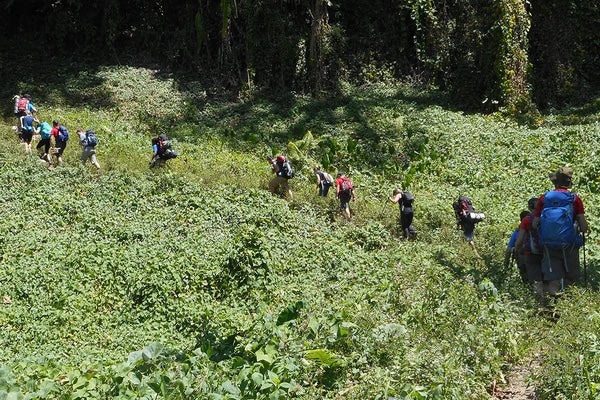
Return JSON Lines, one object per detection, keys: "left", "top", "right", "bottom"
{"left": 56, "top": 140, "right": 67, "bottom": 156}
{"left": 541, "top": 246, "right": 581, "bottom": 282}
{"left": 460, "top": 221, "right": 475, "bottom": 241}
{"left": 339, "top": 193, "right": 351, "bottom": 209}
{"left": 21, "top": 129, "right": 33, "bottom": 143}
{"left": 525, "top": 253, "right": 543, "bottom": 282}
{"left": 318, "top": 182, "right": 331, "bottom": 197}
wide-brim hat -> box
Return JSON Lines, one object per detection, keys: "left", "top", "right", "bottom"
{"left": 550, "top": 166, "right": 573, "bottom": 188}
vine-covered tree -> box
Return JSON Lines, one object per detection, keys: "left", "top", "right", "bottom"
{"left": 0, "top": 0, "right": 597, "bottom": 109}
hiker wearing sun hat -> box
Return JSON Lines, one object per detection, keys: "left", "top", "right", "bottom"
{"left": 532, "top": 166, "right": 589, "bottom": 296}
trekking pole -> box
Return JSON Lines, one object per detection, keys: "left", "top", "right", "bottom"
{"left": 583, "top": 232, "right": 587, "bottom": 285}
{"left": 379, "top": 197, "right": 388, "bottom": 218}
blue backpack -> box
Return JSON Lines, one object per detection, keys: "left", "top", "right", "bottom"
{"left": 538, "top": 190, "right": 583, "bottom": 249}
{"left": 39, "top": 122, "right": 51, "bottom": 139}
{"left": 58, "top": 125, "right": 69, "bottom": 142}
{"left": 85, "top": 130, "right": 98, "bottom": 147}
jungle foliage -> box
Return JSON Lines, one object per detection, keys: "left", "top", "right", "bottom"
{"left": 1, "top": 54, "right": 600, "bottom": 399}
{"left": 0, "top": 0, "right": 598, "bottom": 110}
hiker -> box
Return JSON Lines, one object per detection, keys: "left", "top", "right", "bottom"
{"left": 77, "top": 129, "right": 100, "bottom": 169}
{"left": 50, "top": 120, "right": 69, "bottom": 165}
{"left": 151, "top": 134, "right": 178, "bottom": 167}
{"left": 268, "top": 155, "right": 294, "bottom": 199}
{"left": 314, "top": 165, "right": 334, "bottom": 197}
{"left": 335, "top": 172, "right": 355, "bottom": 220}
{"left": 36, "top": 121, "right": 52, "bottom": 162}
{"left": 19, "top": 111, "right": 38, "bottom": 154}
{"left": 515, "top": 198, "right": 543, "bottom": 294}
{"left": 389, "top": 188, "right": 417, "bottom": 239}
{"left": 509, "top": 209, "right": 532, "bottom": 283}
{"left": 14, "top": 94, "right": 37, "bottom": 131}
{"left": 532, "top": 167, "right": 589, "bottom": 296}
{"left": 453, "top": 195, "right": 485, "bottom": 251}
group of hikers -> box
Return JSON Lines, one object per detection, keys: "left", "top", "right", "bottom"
{"left": 13, "top": 94, "right": 100, "bottom": 169}
{"left": 11, "top": 96, "right": 590, "bottom": 300}
{"left": 12, "top": 94, "right": 178, "bottom": 169}
{"left": 270, "top": 156, "right": 589, "bottom": 300}
{"left": 504, "top": 166, "right": 589, "bottom": 300}
{"left": 268, "top": 154, "right": 417, "bottom": 236}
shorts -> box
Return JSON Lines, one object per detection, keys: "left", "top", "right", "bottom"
{"left": 339, "top": 193, "right": 351, "bottom": 210}
{"left": 269, "top": 176, "right": 290, "bottom": 194}
{"left": 524, "top": 253, "right": 543, "bottom": 282}
{"left": 461, "top": 221, "right": 475, "bottom": 242}
{"left": 21, "top": 129, "right": 33, "bottom": 144}
{"left": 56, "top": 140, "right": 67, "bottom": 156}
{"left": 81, "top": 146, "right": 98, "bottom": 164}
{"left": 541, "top": 246, "right": 581, "bottom": 282}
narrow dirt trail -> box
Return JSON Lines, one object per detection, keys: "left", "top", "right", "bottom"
{"left": 492, "top": 356, "right": 540, "bottom": 400}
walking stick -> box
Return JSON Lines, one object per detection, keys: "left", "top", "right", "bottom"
{"left": 583, "top": 232, "right": 587, "bottom": 284}
{"left": 379, "top": 197, "right": 388, "bottom": 218}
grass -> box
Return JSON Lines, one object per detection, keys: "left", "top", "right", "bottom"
{"left": 1, "top": 59, "right": 600, "bottom": 399}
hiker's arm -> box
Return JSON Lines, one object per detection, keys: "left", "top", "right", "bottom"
{"left": 577, "top": 214, "right": 589, "bottom": 234}
{"left": 532, "top": 216, "right": 539, "bottom": 230}
{"left": 514, "top": 228, "right": 526, "bottom": 255}
{"left": 352, "top": 189, "right": 356, "bottom": 201}
{"left": 504, "top": 246, "right": 514, "bottom": 267}
{"left": 389, "top": 193, "right": 401, "bottom": 204}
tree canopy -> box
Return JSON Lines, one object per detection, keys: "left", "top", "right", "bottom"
{"left": 1, "top": 0, "right": 598, "bottom": 110}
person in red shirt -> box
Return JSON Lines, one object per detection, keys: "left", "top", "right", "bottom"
{"left": 532, "top": 166, "right": 589, "bottom": 296}
{"left": 335, "top": 172, "right": 355, "bottom": 220}
{"left": 50, "top": 120, "right": 68, "bottom": 165}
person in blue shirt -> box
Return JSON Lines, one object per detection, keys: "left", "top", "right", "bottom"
{"left": 19, "top": 111, "right": 38, "bottom": 153}
{"left": 505, "top": 210, "right": 530, "bottom": 282}
{"left": 14, "top": 94, "right": 37, "bottom": 131}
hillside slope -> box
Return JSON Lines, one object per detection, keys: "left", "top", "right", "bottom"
{"left": 1, "top": 65, "right": 600, "bottom": 399}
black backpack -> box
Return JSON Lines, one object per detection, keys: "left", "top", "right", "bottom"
{"left": 453, "top": 195, "right": 485, "bottom": 223}
{"left": 279, "top": 159, "right": 295, "bottom": 179}
{"left": 402, "top": 191, "right": 415, "bottom": 208}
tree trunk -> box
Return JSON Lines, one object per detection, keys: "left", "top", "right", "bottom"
{"left": 308, "top": 0, "right": 327, "bottom": 96}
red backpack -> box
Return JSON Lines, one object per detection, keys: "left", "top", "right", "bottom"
{"left": 17, "top": 97, "right": 29, "bottom": 112}
{"left": 340, "top": 177, "right": 354, "bottom": 194}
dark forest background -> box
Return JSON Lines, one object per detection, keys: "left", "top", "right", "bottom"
{"left": 1, "top": 0, "right": 598, "bottom": 112}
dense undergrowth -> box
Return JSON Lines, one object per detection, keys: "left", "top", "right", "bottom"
{"left": 1, "top": 62, "right": 600, "bottom": 399}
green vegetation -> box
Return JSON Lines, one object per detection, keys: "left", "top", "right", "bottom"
{"left": 1, "top": 64, "right": 600, "bottom": 399}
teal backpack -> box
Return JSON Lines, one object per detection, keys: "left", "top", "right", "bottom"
{"left": 39, "top": 122, "right": 51, "bottom": 139}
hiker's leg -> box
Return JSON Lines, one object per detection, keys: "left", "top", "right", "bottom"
{"left": 280, "top": 179, "right": 292, "bottom": 199}
{"left": 90, "top": 152, "right": 100, "bottom": 169}
{"left": 269, "top": 176, "right": 280, "bottom": 194}
{"left": 402, "top": 213, "right": 414, "bottom": 239}
{"left": 525, "top": 253, "right": 543, "bottom": 284}
{"left": 563, "top": 247, "right": 581, "bottom": 286}
{"left": 544, "top": 280, "right": 562, "bottom": 296}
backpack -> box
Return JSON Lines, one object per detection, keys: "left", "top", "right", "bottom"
{"left": 340, "top": 177, "right": 354, "bottom": 194}
{"left": 159, "top": 139, "right": 172, "bottom": 152}
{"left": 161, "top": 148, "right": 178, "bottom": 160}
{"left": 85, "top": 130, "right": 98, "bottom": 147}
{"left": 39, "top": 122, "right": 52, "bottom": 139}
{"left": 58, "top": 125, "right": 69, "bottom": 142}
{"left": 538, "top": 190, "right": 583, "bottom": 249}
{"left": 453, "top": 195, "right": 485, "bottom": 223}
{"left": 279, "top": 159, "right": 295, "bottom": 179}
{"left": 402, "top": 191, "right": 415, "bottom": 208}
{"left": 17, "top": 97, "right": 29, "bottom": 112}
{"left": 527, "top": 217, "right": 542, "bottom": 255}
{"left": 318, "top": 171, "right": 334, "bottom": 185}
